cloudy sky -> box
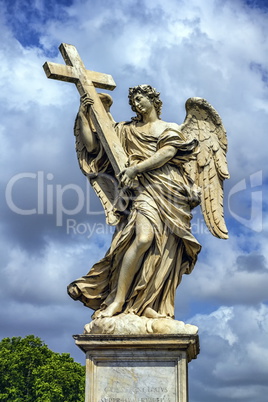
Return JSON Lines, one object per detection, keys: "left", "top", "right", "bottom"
{"left": 0, "top": 0, "right": 268, "bottom": 400}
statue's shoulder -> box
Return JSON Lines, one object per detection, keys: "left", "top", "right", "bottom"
{"left": 156, "top": 121, "right": 183, "bottom": 140}
{"left": 160, "top": 120, "right": 182, "bottom": 133}
{"left": 115, "top": 120, "right": 133, "bottom": 129}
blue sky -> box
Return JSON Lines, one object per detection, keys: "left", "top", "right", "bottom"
{"left": 0, "top": 0, "right": 268, "bottom": 401}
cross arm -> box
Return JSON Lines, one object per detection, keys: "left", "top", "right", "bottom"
{"left": 43, "top": 61, "right": 116, "bottom": 90}
{"left": 43, "top": 43, "right": 127, "bottom": 174}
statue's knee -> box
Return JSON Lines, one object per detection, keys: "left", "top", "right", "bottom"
{"left": 136, "top": 232, "right": 154, "bottom": 250}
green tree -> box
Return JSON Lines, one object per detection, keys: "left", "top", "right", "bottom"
{"left": 0, "top": 335, "right": 85, "bottom": 402}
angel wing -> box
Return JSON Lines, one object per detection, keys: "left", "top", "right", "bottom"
{"left": 180, "top": 97, "right": 230, "bottom": 239}
{"left": 74, "top": 95, "right": 122, "bottom": 226}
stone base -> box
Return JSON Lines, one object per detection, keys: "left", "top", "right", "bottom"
{"left": 74, "top": 334, "right": 200, "bottom": 402}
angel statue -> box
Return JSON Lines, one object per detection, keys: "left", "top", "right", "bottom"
{"left": 67, "top": 84, "right": 229, "bottom": 332}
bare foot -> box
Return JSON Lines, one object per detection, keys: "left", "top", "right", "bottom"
{"left": 94, "top": 301, "right": 124, "bottom": 318}
{"left": 143, "top": 307, "right": 166, "bottom": 319}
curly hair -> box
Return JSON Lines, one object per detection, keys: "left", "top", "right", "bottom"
{"left": 128, "top": 85, "right": 163, "bottom": 121}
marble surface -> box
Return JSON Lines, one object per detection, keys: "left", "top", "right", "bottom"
{"left": 74, "top": 333, "right": 199, "bottom": 402}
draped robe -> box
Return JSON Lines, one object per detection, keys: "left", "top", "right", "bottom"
{"left": 68, "top": 120, "right": 201, "bottom": 318}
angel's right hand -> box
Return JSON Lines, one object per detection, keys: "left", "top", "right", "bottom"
{"left": 79, "top": 94, "right": 94, "bottom": 115}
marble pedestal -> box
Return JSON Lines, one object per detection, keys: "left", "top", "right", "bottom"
{"left": 74, "top": 334, "right": 200, "bottom": 402}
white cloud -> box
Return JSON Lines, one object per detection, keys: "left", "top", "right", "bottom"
{"left": 0, "top": 233, "right": 112, "bottom": 305}
{"left": 175, "top": 226, "right": 268, "bottom": 317}
{"left": 195, "top": 306, "right": 239, "bottom": 345}
{"left": 189, "top": 304, "right": 268, "bottom": 402}
{"left": 0, "top": 38, "right": 70, "bottom": 111}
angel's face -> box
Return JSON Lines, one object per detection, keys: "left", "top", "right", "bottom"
{"left": 132, "top": 93, "right": 153, "bottom": 115}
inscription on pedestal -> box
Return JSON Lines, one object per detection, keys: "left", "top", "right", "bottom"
{"left": 95, "top": 361, "right": 176, "bottom": 402}
{"left": 76, "top": 334, "right": 199, "bottom": 402}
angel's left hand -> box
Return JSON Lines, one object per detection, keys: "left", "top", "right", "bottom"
{"left": 118, "top": 166, "right": 138, "bottom": 187}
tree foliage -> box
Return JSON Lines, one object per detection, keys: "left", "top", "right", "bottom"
{"left": 0, "top": 335, "right": 85, "bottom": 402}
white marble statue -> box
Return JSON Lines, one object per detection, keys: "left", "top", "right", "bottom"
{"left": 67, "top": 84, "right": 229, "bottom": 328}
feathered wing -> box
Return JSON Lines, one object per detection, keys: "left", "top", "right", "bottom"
{"left": 74, "top": 110, "right": 121, "bottom": 226}
{"left": 181, "top": 97, "right": 230, "bottom": 239}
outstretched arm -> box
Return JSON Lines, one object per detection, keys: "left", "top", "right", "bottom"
{"left": 119, "top": 145, "right": 177, "bottom": 187}
{"left": 136, "top": 145, "right": 177, "bottom": 173}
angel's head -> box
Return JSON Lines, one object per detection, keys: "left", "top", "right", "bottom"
{"left": 128, "top": 84, "right": 162, "bottom": 121}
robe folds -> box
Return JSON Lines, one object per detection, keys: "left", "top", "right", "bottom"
{"left": 68, "top": 121, "right": 201, "bottom": 318}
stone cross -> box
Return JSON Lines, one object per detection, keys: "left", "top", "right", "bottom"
{"left": 43, "top": 43, "right": 128, "bottom": 174}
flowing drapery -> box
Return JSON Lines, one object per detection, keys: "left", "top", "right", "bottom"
{"left": 68, "top": 121, "right": 201, "bottom": 317}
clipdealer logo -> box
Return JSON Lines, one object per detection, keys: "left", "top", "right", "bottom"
{"left": 228, "top": 170, "right": 263, "bottom": 233}
{"left": 5, "top": 171, "right": 105, "bottom": 226}
{"left": 5, "top": 170, "right": 264, "bottom": 233}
